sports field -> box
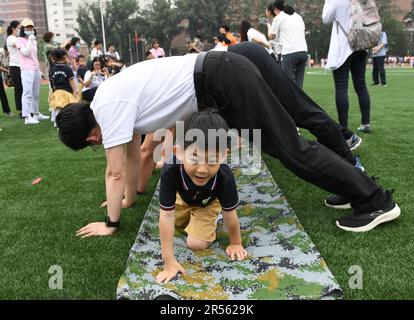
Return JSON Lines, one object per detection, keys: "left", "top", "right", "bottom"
{"left": 0, "top": 68, "right": 413, "bottom": 299}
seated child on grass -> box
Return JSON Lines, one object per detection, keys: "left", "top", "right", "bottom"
{"left": 49, "top": 48, "right": 78, "bottom": 126}
{"left": 156, "top": 111, "right": 247, "bottom": 284}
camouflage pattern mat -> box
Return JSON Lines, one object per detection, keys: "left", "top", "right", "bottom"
{"left": 117, "top": 157, "right": 343, "bottom": 300}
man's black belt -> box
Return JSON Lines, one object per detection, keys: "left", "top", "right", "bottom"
{"left": 194, "top": 52, "right": 208, "bottom": 109}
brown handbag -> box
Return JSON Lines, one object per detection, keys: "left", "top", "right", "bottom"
{"left": 3, "top": 70, "right": 14, "bottom": 87}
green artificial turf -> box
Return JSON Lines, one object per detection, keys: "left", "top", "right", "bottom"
{"left": 0, "top": 68, "right": 413, "bottom": 299}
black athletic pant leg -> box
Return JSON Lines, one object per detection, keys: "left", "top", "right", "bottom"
{"left": 201, "top": 51, "right": 390, "bottom": 213}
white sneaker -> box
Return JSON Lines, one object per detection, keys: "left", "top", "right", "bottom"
{"left": 25, "top": 116, "right": 40, "bottom": 125}
{"left": 34, "top": 113, "right": 50, "bottom": 121}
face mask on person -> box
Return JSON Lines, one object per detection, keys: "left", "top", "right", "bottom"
{"left": 24, "top": 30, "right": 34, "bottom": 37}
{"left": 75, "top": 43, "right": 81, "bottom": 50}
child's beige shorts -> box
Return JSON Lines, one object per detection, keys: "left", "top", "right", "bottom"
{"left": 175, "top": 193, "right": 221, "bottom": 242}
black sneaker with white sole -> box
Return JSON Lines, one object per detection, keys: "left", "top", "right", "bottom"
{"left": 336, "top": 202, "right": 400, "bottom": 232}
{"left": 325, "top": 194, "right": 351, "bottom": 209}
{"left": 325, "top": 177, "right": 381, "bottom": 210}
{"left": 347, "top": 134, "right": 363, "bottom": 151}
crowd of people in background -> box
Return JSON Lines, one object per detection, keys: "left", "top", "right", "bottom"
{"left": 0, "top": 0, "right": 413, "bottom": 132}
{"left": 0, "top": 18, "right": 126, "bottom": 129}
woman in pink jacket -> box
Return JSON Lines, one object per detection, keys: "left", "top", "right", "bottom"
{"left": 16, "top": 18, "right": 49, "bottom": 125}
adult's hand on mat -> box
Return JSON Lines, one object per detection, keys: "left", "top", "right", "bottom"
{"left": 76, "top": 222, "right": 117, "bottom": 238}
{"left": 100, "top": 198, "right": 134, "bottom": 209}
{"left": 226, "top": 244, "right": 248, "bottom": 261}
{"left": 156, "top": 260, "right": 187, "bottom": 284}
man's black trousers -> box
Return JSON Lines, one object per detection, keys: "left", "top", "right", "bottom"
{"left": 198, "top": 50, "right": 391, "bottom": 212}
{"left": 228, "top": 42, "right": 355, "bottom": 164}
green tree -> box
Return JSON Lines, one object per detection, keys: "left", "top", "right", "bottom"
{"left": 76, "top": 0, "right": 145, "bottom": 62}
{"left": 76, "top": 2, "right": 103, "bottom": 49}
{"left": 376, "top": 0, "right": 407, "bottom": 55}
{"left": 175, "top": 0, "right": 229, "bottom": 41}
{"left": 139, "top": 0, "right": 183, "bottom": 53}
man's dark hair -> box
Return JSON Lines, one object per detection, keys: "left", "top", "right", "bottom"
{"left": 274, "top": 0, "right": 285, "bottom": 11}
{"left": 273, "top": 0, "right": 294, "bottom": 15}
{"left": 220, "top": 24, "right": 230, "bottom": 32}
{"left": 51, "top": 48, "right": 67, "bottom": 61}
{"left": 181, "top": 110, "right": 229, "bottom": 153}
{"left": 284, "top": 5, "right": 295, "bottom": 15}
{"left": 56, "top": 103, "right": 98, "bottom": 150}
{"left": 94, "top": 40, "right": 102, "bottom": 46}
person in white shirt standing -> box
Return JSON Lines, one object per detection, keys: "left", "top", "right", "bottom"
{"left": 265, "top": 3, "right": 283, "bottom": 63}
{"left": 323, "top": 0, "right": 372, "bottom": 133}
{"left": 267, "top": 1, "right": 308, "bottom": 89}
{"left": 16, "top": 18, "right": 49, "bottom": 125}
{"left": 6, "top": 20, "right": 23, "bottom": 117}
{"left": 239, "top": 20, "right": 273, "bottom": 56}
{"left": 90, "top": 40, "right": 103, "bottom": 60}
{"left": 106, "top": 45, "right": 120, "bottom": 61}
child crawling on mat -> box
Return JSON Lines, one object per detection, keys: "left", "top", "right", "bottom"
{"left": 156, "top": 111, "right": 247, "bottom": 284}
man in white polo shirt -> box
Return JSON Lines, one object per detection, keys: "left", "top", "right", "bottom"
{"left": 57, "top": 47, "right": 400, "bottom": 237}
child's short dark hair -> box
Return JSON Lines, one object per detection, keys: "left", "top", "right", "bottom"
{"left": 56, "top": 103, "right": 98, "bottom": 150}
{"left": 51, "top": 48, "right": 67, "bottom": 61}
{"left": 76, "top": 55, "right": 86, "bottom": 62}
{"left": 182, "top": 110, "right": 229, "bottom": 153}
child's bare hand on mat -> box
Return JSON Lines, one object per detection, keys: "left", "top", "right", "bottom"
{"left": 226, "top": 244, "right": 248, "bottom": 261}
{"left": 76, "top": 222, "right": 117, "bottom": 238}
{"left": 156, "top": 260, "right": 187, "bottom": 284}
{"left": 100, "top": 198, "right": 134, "bottom": 209}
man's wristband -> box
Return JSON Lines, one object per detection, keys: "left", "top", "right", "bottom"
{"left": 105, "top": 216, "right": 120, "bottom": 228}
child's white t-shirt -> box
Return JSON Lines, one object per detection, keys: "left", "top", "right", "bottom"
{"left": 90, "top": 54, "right": 198, "bottom": 149}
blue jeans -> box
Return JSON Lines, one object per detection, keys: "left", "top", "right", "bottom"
{"left": 333, "top": 51, "right": 371, "bottom": 127}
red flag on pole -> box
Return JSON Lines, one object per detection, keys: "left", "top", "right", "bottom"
{"left": 134, "top": 31, "right": 139, "bottom": 45}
